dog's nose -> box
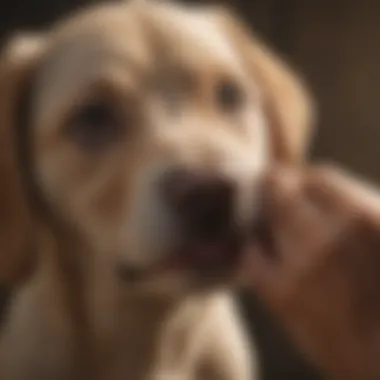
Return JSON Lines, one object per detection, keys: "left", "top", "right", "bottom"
{"left": 161, "top": 168, "right": 235, "bottom": 238}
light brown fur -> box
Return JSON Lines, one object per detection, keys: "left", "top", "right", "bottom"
{"left": 0, "top": 1, "right": 313, "bottom": 379}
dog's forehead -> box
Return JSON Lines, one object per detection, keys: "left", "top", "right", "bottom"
{"left": 47, "top": 2, "right": 241, "bottom": 73}
{"left": 140, "top": 3, "right": 241, "bottom": 65}
{"left": 32, "top": 3, "right": 246, "bottom": 129}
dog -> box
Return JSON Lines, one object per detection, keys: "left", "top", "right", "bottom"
{"left": 0, "top": 1, "right": 314, "bottom": 379}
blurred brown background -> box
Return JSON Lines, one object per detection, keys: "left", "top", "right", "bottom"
{"left": 1, "top": 0, "right": 379, "bottom": 379}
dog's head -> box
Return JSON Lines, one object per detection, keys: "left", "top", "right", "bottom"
{"left": 0, "top": 1, "right": 314, "bottom": 293}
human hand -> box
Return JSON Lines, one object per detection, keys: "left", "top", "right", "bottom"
{"left": 247, "top": 165, "right": 380, "bottom": 380}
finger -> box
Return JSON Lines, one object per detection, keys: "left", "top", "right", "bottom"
{"left": 262, "top": 169, "right": 324, "bottom": 257}
{"left": 259, "top": 169, "right": 321, "bottom": 268}
{"left": 256, "top": 167, "right": 351, "bottom": 279}
{"left": 270, "top": 196, "right": 341, "bottom": 275}
{"left": 290, "top": 197, "right": 350, "bottom": 272}
{"left": 261, "top": 167, "right": 305, "bottom": 234}
{"left": 306, "top": 164, "right": 380, "bottom": 219}
{"left": 243, "top": 244, "right": 286, "bottom": 302}
{"left": 262, "top": 171, "right": 349, "bottom": 274}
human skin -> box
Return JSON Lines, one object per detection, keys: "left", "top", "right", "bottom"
{"left": 247, "top": 165, "right": 380, "bottom": 380}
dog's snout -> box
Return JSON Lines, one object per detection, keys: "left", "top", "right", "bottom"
{"left": 161, "top": 168, "right": 235, "bottom": 238}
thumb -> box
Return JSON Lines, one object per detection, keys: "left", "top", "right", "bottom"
{"left": 242, "top": 244, "right": 282, "bottom": 301}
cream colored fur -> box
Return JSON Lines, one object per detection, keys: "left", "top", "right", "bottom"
{"left": 0, "top": 1, "right": 313, "bottom": 379}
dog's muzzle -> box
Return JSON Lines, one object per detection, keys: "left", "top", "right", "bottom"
{"left": 158, "top": 167, "right": 247, "bottom": 276}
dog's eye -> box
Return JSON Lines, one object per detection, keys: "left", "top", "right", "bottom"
{"left": 67, "top": 101, "right": 123, "bottom": 150}
{"left": 215, "top": 80, "right": 244, "bottom": 112}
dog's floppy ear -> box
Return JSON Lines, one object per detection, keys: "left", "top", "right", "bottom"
{"left": 217, "top": 9, "right": 315, "bottom": 163}
{"left": 0, "top": 33, "right": 46, "bottom": 286}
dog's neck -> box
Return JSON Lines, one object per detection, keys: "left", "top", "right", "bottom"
{"left": 33, "top": 222, "right": 211, "bottom": 379}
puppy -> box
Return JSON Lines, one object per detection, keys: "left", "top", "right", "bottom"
{"left": 0, "top": 1, "right": 314, "bottom": 379}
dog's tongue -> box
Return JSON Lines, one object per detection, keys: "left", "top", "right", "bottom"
{"left": 158, "top": 235, "right": 243, "bottom": 273}
{"left": 185, "top": 237, "right": 243, "bottom": 270}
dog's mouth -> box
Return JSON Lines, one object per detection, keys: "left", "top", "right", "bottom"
{"left": 117, "top": 227, "right": 249, "bottom": 285}
{"left": 177, "top": 230, "right": 246, "bottom": 273}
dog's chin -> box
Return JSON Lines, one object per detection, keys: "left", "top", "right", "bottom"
{"left": 117, "top": 230, "right": 248, "bottom": 295}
